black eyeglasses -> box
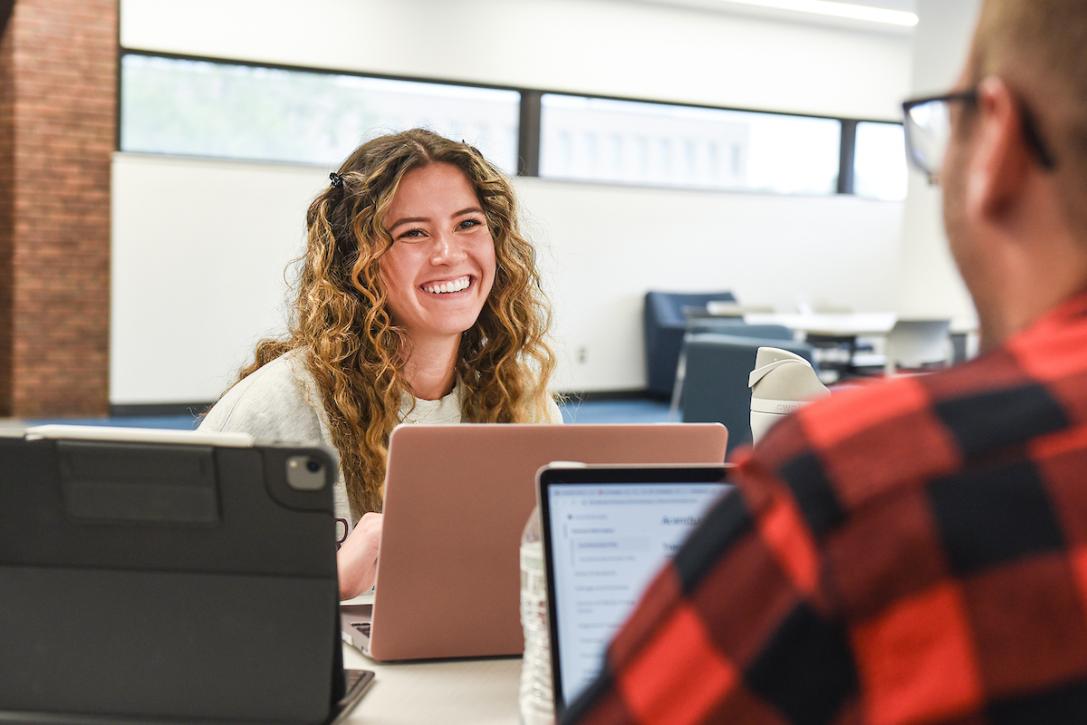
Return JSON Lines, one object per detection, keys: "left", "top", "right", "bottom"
{"left": 902, "top": 88, "right": 1056, "bottom": 184}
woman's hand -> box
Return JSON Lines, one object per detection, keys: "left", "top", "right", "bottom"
{"left": 337, "top": 512, "right": 383, "bottom": 600}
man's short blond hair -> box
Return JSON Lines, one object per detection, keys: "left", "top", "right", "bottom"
{"left": 972, "top": 0, "right": 1087, "bottom": 231}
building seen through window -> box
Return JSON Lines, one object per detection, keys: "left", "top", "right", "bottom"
{"left": 853, "top": 121, "right": 908, "bottom": 201}
{"left": 121, "top": 53, "right": 906, "bottom": 201}
{"left": 539, "top": 94, "right": 841, "bottom": 195}
{"left": 121, "top": 54, "right": 521, "bottom": 173}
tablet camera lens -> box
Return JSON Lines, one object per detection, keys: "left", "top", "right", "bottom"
{"left": 286, "top": 455, "right": 326, "bottom": 491}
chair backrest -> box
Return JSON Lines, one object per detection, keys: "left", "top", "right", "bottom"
{"left": 644, "top": 290, "right": 736, "bottom": 328}
{"left": 689, "top": 322, "right": 794, "bottom": 341}
{"left": 642, "top": 290, "right": 738, "bottom": 398}
{"left": 885, "top": 319, "right": 952, "bottom": 371}
{"left": 680, "top": 333, "right": 814, "bottom": 454}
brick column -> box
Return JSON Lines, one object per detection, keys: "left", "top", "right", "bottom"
{"left": 0, "top": 0, "right": 115, "bottom": 417}
{"left": 0, "top": 14, "right": 13, "bottom": 415}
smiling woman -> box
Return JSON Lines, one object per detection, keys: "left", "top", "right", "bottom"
{"left": 380, "top": 163, "right": 499, "bottom": 381}
{"left": 198, "top": 129, "right": 561, "bottom": 598}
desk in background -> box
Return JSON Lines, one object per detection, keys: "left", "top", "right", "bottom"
{"left": 738, "top": 311, "right": 898, "bottom": 382}
{"left": 711, "top": 308, "right": 977, "bottom": 378}
{"left": 740, "top": 311, "right": 898, "bottom": 337}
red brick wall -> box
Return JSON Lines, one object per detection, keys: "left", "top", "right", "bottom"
{"left": 0, "top": 27, "right": 13, "bottom": 415}
{"left": 0, "top": 0, "right": 115, "bottom": 417}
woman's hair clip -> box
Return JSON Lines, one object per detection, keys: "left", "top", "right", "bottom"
{"left": 329, "top": 172, "right": 345, "bottom": 189}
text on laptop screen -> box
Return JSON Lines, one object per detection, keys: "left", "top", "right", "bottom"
{"left": 546, "top": 481, "right": 729, "bottom": 706}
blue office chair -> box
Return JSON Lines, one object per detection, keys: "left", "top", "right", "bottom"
{"left": 681, "top": 332, "right": 816, "bottom": 455}
{"left": 670, "top": 323, "right": 796, "bottom": 411}
{"left": 643, "top": 290, "right": 736, "bottom": 398}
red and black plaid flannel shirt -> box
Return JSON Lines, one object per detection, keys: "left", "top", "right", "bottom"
{"left": 566, "top": 292, "right": 1087, "bottom": 724}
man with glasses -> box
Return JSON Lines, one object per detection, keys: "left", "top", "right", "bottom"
{"left": 568, "top": 0, "right": 1087, "bottom": 722}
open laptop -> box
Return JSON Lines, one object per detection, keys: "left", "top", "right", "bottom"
{"left": 537, "top": 462, "right": 732, "bottom": 716}
{"left": 340, "top": 423, "right": 727, "bottom": 661}
{"left": 1, "top": 425, "right": 373, "bottom": 724}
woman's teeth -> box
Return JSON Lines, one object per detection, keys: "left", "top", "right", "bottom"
{"left": 422, "top": 276, "right": 471, "bottom": 295}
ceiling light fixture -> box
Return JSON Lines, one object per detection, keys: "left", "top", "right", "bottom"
{"left": 720, "top": 0, "right": 918, "bottom": 27}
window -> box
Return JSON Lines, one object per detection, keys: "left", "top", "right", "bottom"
{"left": 120, "top": 53, "right": 901, "bottom": 202}
{"left": 120, "top": 54, "right": 521, "bottom": 173}
{"left": 539, "top": 94, "right": 841, "bottom": 195}
{"left": 852, "top": 122, "right": 908, "bottom": 201}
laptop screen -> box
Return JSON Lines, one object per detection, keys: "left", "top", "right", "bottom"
{"left": 541, "top": 471, "right": 730, "bottom": 710}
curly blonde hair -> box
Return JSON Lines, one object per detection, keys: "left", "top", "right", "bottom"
{"left": 238, "top": 129, "right": 556, "bottom": 517}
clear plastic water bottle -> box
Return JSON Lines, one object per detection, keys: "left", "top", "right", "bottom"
{"left": 519, "top": 506, "right": 554, "bottom": 725}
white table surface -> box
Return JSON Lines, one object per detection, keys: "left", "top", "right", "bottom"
{"left": 742, "top": 312, "right": 899, "bottom": 337}
{"left": 342, "top": 646, "right": 522, "bottom": 724}
{"left": 701, "top": 302, "right": 775, "bottom": 316}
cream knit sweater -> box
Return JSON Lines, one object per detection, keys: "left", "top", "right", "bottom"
{"left": 199, "top": 348, "right": 561, "bottom": 537}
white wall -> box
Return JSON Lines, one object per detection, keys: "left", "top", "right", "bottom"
{"left": 120, "top": 0, "right": 911, "bottom": 120}
{"left": 111, "top": 0, "right": 915, "bottom": 403}
{"left": 111, "top": 154, "right": 903, "bottom": 402}
{"left": 895, "top": 0, "right": 981, "bottom": 324}
{"left": 522, "top": 179, "right": 903, "bottom": 391}
{"left": 110, "top": 156, "right": 316, "bottom": 404}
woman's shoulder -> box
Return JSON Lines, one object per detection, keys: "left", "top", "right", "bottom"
{"left": 199, "top": 349, "right": 326, "bottom": 441}
{"left": 524, "top": 394, "right": 563, "bottom": 424}
{"left": 543, "top": 396, "right": 564, "bottom": 424}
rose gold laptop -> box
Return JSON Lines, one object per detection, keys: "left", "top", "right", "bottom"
{"left": 341, "top": 423, "right": 727, "bottom": 661}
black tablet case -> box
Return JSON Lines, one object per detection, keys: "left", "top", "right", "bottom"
{"left": 0, "top": 436, "right": 343, "bottom": 724}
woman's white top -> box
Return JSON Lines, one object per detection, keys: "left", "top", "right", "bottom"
{"left": 198, "top": 348, "right": 562, "bottom": 535}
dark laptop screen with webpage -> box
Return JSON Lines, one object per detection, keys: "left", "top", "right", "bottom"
{"left": 543, "top": 475, "right": 729, "bottom": 709}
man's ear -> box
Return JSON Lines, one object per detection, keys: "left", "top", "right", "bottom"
{"left": 965, "top": 76, "right": 1032, "bottom": 222}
